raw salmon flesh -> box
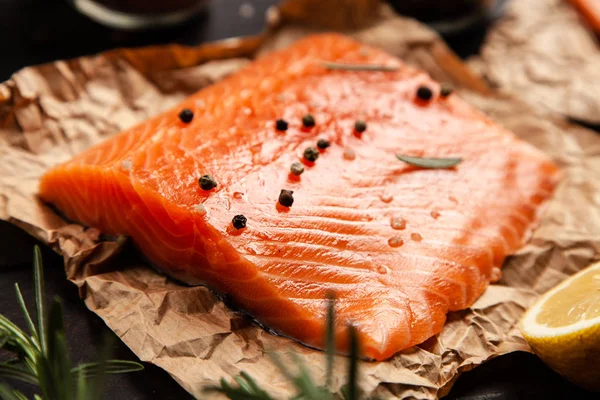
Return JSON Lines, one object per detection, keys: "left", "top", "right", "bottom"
{"left": 39, "top": 34, "right": 559, "bottom": 360}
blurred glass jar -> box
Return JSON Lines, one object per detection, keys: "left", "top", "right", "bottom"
{"left": 388, "top": 0, "right": 502, "bottom": 34}
{"left": 67, "top": 0, "right": 208, "bottom": 30}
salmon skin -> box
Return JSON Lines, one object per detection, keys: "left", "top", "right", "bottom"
{"left": 39, "top": 34, "right": 559, "bottom": 360}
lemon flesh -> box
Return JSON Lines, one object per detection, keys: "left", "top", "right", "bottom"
{"left": 536, "top": 266, "right": 600, "bottom": 328}
{"left": 520, "top": 261, "right": 600, "bottom": 391}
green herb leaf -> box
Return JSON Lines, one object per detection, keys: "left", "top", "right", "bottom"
{"left": 345, "top": 325, "right": 360, "bottom": 400}
{"left": 47, "top": 298, "right": 73, "bottom": 400}
{"left": 0, "top": 384, "right": 27, "bottom": 400}
{"left": 2, "top": 247, "right": 144, "bottom": 400}
{"left": 72, "top": 360, "right": 144, "bottom": 378}
{"left": 79, "top": 334, "right": 110, "bottom": 400}
{"left": 0, "top": 332, "right": 8, "bottom": 349}
{"left": 33, "top": 246, "right": 47, "bottom": 355}
{"left": 325, "top": 293, "right": 336, "bottom": 390}
{"left": 233, "top": 375, "right": 254, "bottom": 394}
{"left": 3, "top": 359, "right": 22, "bottom": 367}
{"left": 0, "top": 315, "right": 36, "bottom": 361}
{"left": 0, "top": 335, "right": 28, "bottom": 361}
{"left": 12, "top": 390, "right": 29, "bottom": 400}
{"left": 36, "top": 357, "right": 57, "bottom": 400}
{"left": 239, "top": 372, "right": 269, "bottom": 398}
{"left": 267, "top": 351, "right": 295, "bottom": 382}
{"left": 0, "top": 317, "right": 27, "bottom": 344}
{"left": 396, "top": 154, "right": 462, "bottom": 169}
{"left": 321, "top": 61, "right": 399, "bottom": 72}
{"left": 205, "top": 374, "right": 274, "bottom": 400}
{"left": 76, "top": 365, "right": 88, "bottom": 400}
{"left": 0, "top": 363, "right": 38, "bottom": 385}
{"left": 210, "top": 295, "right": 378, "bottom": 400}
{"left": 14, "top": 283, "right": 38, "bottom": 342}
{"left": 289, "top": 353, "right": 330, "bottom": 400}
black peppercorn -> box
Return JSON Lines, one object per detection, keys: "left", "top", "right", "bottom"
{"left": 278, "top": 189, "right": 294, "bottom": 207}
{"left": 302, "top": 114, "right": 315, "bottom": 128}
{"left": 354, "top": 120, "right": 367, "bottom": 133}
{"left": 198, "top": 175, "right": 217, "bottom": 191}
{"left": 179, "top": 109, "right": 194, "bottom": 123}
{"left": 276, "top": 119, "right": 289, "bottom": 131}
{"left": 416, "top": 86, "right": 433, "bottom": 101}
{"left": 232, "top": 214, "right": 247, "bottom": 230}
{"left": 317, "top": 139, "right": 330, "bottom": 149}
{"left": 290, "top": 162, "right": 305, "bottom": 176}
{"left": 303, "top": 147, "right": 320, "bottom": 162}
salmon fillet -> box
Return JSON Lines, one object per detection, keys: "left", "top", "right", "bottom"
{"left": 39, "top": 34, "right": 559, "bottom": 360}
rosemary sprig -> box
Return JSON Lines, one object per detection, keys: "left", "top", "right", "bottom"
{"left": 212, "top": 373, "right": 274, "bottom": 400}
{"left": 396, "top": 154, "right": 463, "bottom": 169}
{"left": 321, "top": 61, "right": 399, "bottom": 72}
{"left": 33, "top": 246, "right": 47, "bottom": 355}
{"left": 324, "top": 293, "right": 335, "bottom": 390}
{"left": 343, "top": 325, "right": 360, "bottom": 400}
{"left": 0, "top": 246, "right": 144, "bottom": 400}
{"left": 207, "top": 294, "right": 380, "bottom": 400}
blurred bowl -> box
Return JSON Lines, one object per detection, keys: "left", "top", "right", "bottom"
{"left": 388, "top": 0, "right": 505, "bottom": 35}
{"left": 66, "top": 0, "right": 209, "bottom": 30}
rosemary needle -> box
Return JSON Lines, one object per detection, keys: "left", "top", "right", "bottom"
{"left": 321, "top": 61, "right": 399, "bottom": 72}
{"left": 396, "top": 154, "right": 463, "bottom": 169}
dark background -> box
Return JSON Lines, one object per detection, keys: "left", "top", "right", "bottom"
{"left": 0, "top": 0, "right": 597, "bottom": 399}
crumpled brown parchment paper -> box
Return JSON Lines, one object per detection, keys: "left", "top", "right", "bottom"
{"left": 469, "top": 0, "right": 600, "bottom": 124}
{"left": 1, "top": 1, "right": 600, "bottom": 399}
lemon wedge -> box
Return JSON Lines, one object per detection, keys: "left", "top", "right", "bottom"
{"left": 520, "top": 261, "right": 600, "bottom": 391}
